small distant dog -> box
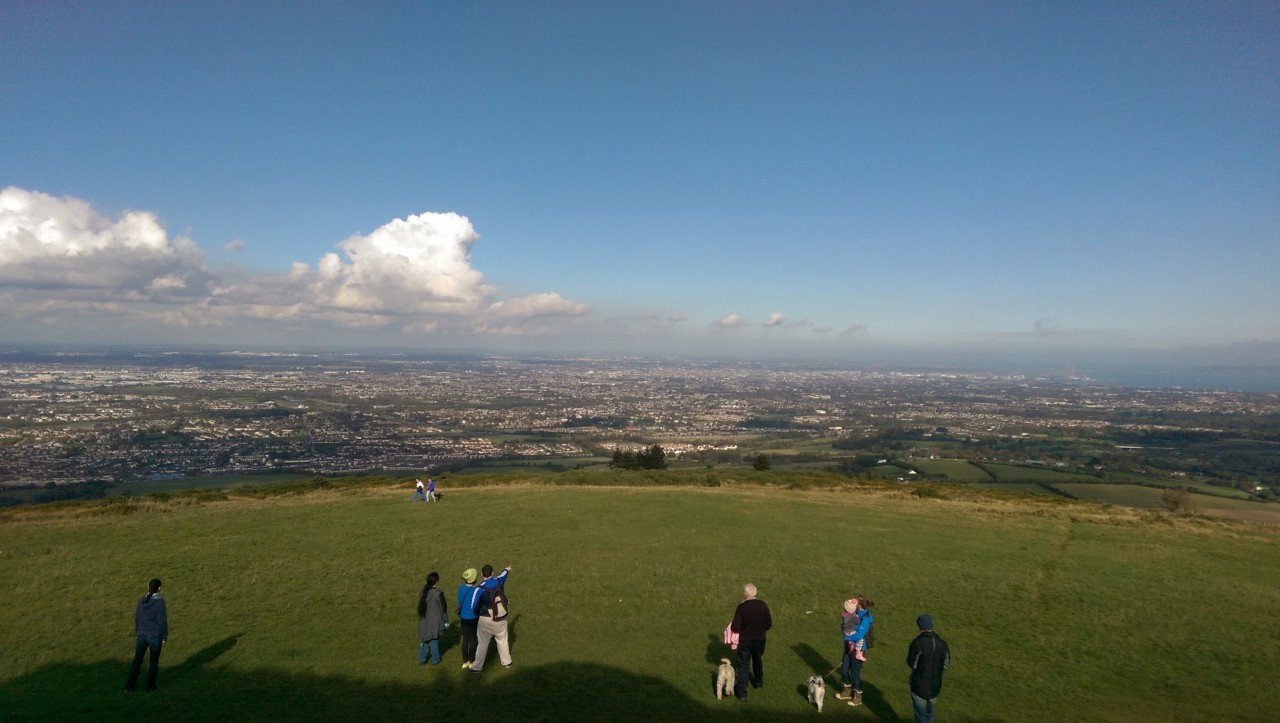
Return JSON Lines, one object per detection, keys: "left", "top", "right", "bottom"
{"left": 433, "top": 492, "right": 443, "bottom": 501}
{"left": 806, "top": 675, "right": 826, "bottom": 712}
{"left": 715, "top": 658, "right": 736, "bottom": 700}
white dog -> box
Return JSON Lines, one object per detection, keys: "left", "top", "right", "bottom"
{"left": 715, "top": 658, "right": 736, "bottom": 700}
{"left": 806, "top": 675, "right": 826, "bottom": 712}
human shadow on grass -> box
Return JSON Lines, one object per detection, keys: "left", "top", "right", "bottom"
{"left": 704, "top": 632, "right": 735, "bottom": 665}
{"left": 1, "top": 652, "right": 824, "bottom": 722}
{"left": 165, "top": 633, "right": 242, "bottom": 685}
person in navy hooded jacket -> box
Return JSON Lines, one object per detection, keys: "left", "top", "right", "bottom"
{"left": 125, "top": 578, "right": 168, "bottom": 692}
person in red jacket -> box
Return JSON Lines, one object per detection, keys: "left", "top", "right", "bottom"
{"left": 729, "top": 583, "right": 772, "bottom": 700}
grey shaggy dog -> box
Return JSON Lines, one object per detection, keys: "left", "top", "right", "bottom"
{"left": 715, "top": 658, "right": 736, "bottom": 700}
{"left": 806, "top": 675, "right": 826, "bottom": 712}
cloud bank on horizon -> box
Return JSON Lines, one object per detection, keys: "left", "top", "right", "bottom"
{"left": 0, "top": 186, "right": 870, "bottom": 350}
{"left": 0, "top": 186, "right": 590, "bottom": 339}
{"left": 2, "top": 184, "right": 1275, "bottom": 368}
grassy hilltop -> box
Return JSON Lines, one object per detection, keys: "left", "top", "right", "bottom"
{"left": 1, "top": 471, "right": 1277, "bottom": 722}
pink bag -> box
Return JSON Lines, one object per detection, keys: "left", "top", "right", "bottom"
{"left": 723, "top": 622, "right": 739, "bottom": 650}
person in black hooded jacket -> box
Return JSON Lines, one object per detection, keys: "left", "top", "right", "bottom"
{"left": 125, "top": 578, "right": 169, "bottom": 692}
{"left": 906, "top": 614, "right": 950, "bottom": 723}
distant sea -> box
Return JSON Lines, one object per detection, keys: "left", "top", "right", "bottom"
{"left": 1083, "top": 367, "right": 1280, "bottom": 393}
{"left": 3, "top": 344, "right": 1277, "bottom": 393}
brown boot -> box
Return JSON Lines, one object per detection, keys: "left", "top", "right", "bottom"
{"left": 847, "top": 689, "right": 863, "bottom": 707}
{"left": 834, "top": 685, "right": 852, "bottom": 700}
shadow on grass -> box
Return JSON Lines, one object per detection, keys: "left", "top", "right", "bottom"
{"left": 166, "top": 633, "right": 241, "bottom": 686}
{"left": 791, "top": 642, "right": 904, "bottom": 721}
{"left": 2, "top": 635, "right": 832, "bottom": 722}
{"left": 792, "top": 641, "right": 829, "bottom": 677}
{"left": 860, "top": 680, "right": 904, "bottom": 722}
{"left": 705, "top": 632, "right": 731, "bottom": 665}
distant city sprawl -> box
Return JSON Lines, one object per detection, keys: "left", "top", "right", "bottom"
{"left": 0, "top": 350, "right": 1276, "bottom": 510}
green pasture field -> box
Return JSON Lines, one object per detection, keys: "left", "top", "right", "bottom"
{"left": 753, "top": 442, "right": 836, "bottom": 455}
{"left": 978, "top": 462, "right": 1099, "bottom": 483}
{"left": 773, "top": 461, "right": 844, "bottom": 472}
{"left": 2, "top": 474, "right": 315, "bottom": 506}
{"left": 1055, "top": 482, "right": 1171, "bottom": 508}
{"left": 1100, "top": 472, "right": 1255, "bottom": 500}
{"left": 909, "top": 459, "right": 994, "bottom": 482}
{"left": 0, "top": 486, "right": 45, "bottom": 504}
{"left": 866, "top": 464, "right": 910, "bottom": 479}
{"left": 1057, "top": 483, "right": 1280, "bottom": 523}
{"left": 1175, "top": 481, "right": 1253, "bottom": 500}
{"left": 2, "top": 477, "right": 1278, "bottom": 722}
{"left": 106, "top": 473, "right": 316, "bottom": 497}
{"left": 453, "top": 458, "right": 610, "bottom": 475}
{"left": 971, "top": 482, "right": 1058, "bottom": 496}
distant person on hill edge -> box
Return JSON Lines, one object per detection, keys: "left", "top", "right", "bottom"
{"left": 468, "top": 564, "right": 512, "bottom": 672}
{"left": 907, "top": 614, "right": 950, "bottom": 723}
{"left": 457, "top": 568, "right": 480, "bottom": 669}
{"left": 730, "top": 583, "right": 772, "bottom": 700}
{"left": 836, "top": 595, "right": 875, "bottom": 706}
{"left": 417, "top": 571, "right": 448, "bottom": 665}
{"left": 125, "top": 578, "right": 168, "bottom": 692}
{"left": 413, "top": 478, "right": 427, "bottom": 503}
{"left": 427, "top": 477, "right": 437, "bottom": 501}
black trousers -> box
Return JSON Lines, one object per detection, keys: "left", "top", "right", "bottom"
{"left": 461, "top": 618, "right": 479, "bottom": 663}
{"left": 734, "top": 639, "right": 766, "bottom": 698}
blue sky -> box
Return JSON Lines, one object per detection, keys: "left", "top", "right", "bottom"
{"left": 2, "top": 1, "right": 1277, "bottom": 370}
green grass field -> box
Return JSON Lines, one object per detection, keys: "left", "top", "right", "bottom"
{"left": 1100, "top": 472, "right": 1255, "bottom": 500}
{"left": 909, "top": 459, "right": 994, "bottom": 482}
{"left": 2, "top": 476, "right": 1278, "bottom": 721}
{"left": 1055, "top": 482, "right": 1174, "bottom": 508}
{"left": 971, "top": 482, "right": 1058, "bottom": 496}
{"left": 1055, "top": 483, "right": 1280, "bottom": 523}
{"left": 107, "top": 473, "right": 317, "bottom": 496}
{"left": 978, "top": 462, "right": 1100, "bottom": 483}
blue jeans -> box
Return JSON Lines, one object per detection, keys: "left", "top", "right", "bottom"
{"left": 125, "top": 635, "right": 163, "bottom": 691}
{"left": 912, "top": 691, "right": 938, "bottom": 723}
{"left": 841, "top": 647, "right": 862, "bottom": 690}
{"left": 413, "top": 490, "right": 427, "bottom": 502}
{"left": 419, "top": 638, "right": 440, "bottom": 664}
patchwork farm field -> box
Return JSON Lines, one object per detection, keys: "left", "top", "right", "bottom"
{"left": 909, "top": 459, "right": 993, "bottom": 482}
{"left": 972, "top": 482, "right": 1057, "bottom": 496}
{"left": 1057, "top": 483, "right": 1280, "bottom": 522}
{"left": 2, "top": 476, "right": 1278, "bottom": 722}
{"left": 977, "top": 462, "right": 1100, "bottom": 483}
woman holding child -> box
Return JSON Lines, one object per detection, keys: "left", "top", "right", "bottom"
{"left": 836, "top": 595, "right": 875, "bottom": 707}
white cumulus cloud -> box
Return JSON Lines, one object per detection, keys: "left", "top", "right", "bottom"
{"left": 713, "top": 313, "right": 748, "bottom": 329}
{"left": 488, "top": 292, "right": 589, "bottom": 319}
{"left": 762, "top": 311, "right": 785, "bottom": 327}
{"left": 0, "top": 186, "right": 212, "bottom": 296}
{"left": 0, "top": 187, "right": 590, "bottom": 340}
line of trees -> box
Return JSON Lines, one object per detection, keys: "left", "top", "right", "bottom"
{"left": 609, "top": 445, "right": 667, "bottom": 470}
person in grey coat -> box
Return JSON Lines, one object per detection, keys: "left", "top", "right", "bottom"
{"left": 418, "top": 571, "right": 448, "bottom": 665}
{"left": 125, "top": 578, "right": 168, "bottom": 692}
